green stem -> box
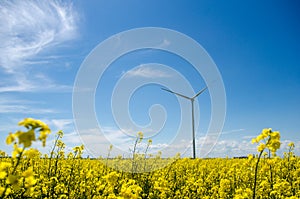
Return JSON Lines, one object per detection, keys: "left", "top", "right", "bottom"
{"left": 253, "top": 150, "right": 264, "bottom": 199}
{"left": 48, "top": 134, "right": 60, "bottom": 177}
{"left": 0, "top": 146, "right": 25, "bottom": 199}
{"left": 132, "top": 137, "right": 139, "bottom": 176}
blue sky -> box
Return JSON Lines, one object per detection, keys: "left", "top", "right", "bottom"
{"left": 0, "top": 0, "right": 299, "bottom": 158}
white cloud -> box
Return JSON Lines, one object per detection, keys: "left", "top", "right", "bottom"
{"left": 0, "top": 104, "right": 56, "bottom": 114}
{"left": 74, "top": 126, "right": 300, "bottom": 158}
{"left": 198, "top": 129, "right": 246, "bottom": 136}
{"left": 0, "top": 0, "right": 78, "bottom": 93}
{"left": 0, "top": 73, "right": 72, "bottom": 93}
{"left": 71, "top": 126, "right": 170, "bottom": 157}
{"left": 69, "top": 128, "right": 249, "bottom": 158}
{"left": 0, "top": 0, "right": 78, "bottom": 71}
{"left": 0, "top": 74, "right": 34, "bottom": 92}
{"left": 221, "top": 128, "right": 245, "bottom": 135}
{"left": 158, "top": 39, "right": 171, "bottom": 48}
{"left": 203, "top": 138, "right": 300, "bottom": 158}
{"left": 0, "top": 97, "right": 57, "bottom": 114}
{"left": 51, "top": 119, "right": 73, "bottom": 130}
{"left": 61, "top": 131, "right": 82, "bottom": 145}
{"left": 124, "top": 65, "right": 172, "bottom": 78}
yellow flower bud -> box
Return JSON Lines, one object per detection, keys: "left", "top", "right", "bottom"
{"left": 6, "top": 175, "right": 18, "bottom": 185}
{"left": 5, "top": 132, "right": 15, "bottom": 145}
{"left": 257, "top": 143, "right": 266, "bottom": 152}
{"left": 288, "top": 142, "right": 295, "bottom": 148}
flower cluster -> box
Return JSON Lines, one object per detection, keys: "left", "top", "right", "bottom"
{"left": 252, "top": 128, "right": 281, "bottom": 155}
{"left": 6, "top": 118, "right": 51, "bottom": 148}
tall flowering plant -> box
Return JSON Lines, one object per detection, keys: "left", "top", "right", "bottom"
{"left": 251, "top": 128, "right": 281, "bottom": 199}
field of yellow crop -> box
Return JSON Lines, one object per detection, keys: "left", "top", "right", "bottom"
{"left": 0, "top": 118, "right": 299, "bottom": 199}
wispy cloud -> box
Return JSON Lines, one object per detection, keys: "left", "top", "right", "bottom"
{"left": 0, "top": 0, "right": 79, "bottom": 93}
{"left": 51, "top": 119, "right": 73, "bottom": 130}
{"left": 158, "top": 39, "right": 171, "bottom": 48}
{"left": 198, "top": 129, "right": 246, "bottom": 136}
{"left": 221, "top": 128, "right": 245, "bottom": 135}
{"left": 0, "top": 73, "right": 72, "bottom": 93}
{"left": 0, "top": 104, "right": 56, "bottom": 114}
{"left": 124, "top": 65, "right": 172, "bottom": 78}
{"left": 0, "top": 0, "right": 78, "bottom": 71}
{"left": 0, "top": 97, "right": 57, "bottom": 114}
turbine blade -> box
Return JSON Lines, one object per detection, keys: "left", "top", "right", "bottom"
{"left": 161, "top": 88, "right": 191, "bottom": 100}
{"left": 161, "top": 87, "right": 174, "bottom": 94}
{"left": 192, "top": 86, "right": 208, "bottom": 99}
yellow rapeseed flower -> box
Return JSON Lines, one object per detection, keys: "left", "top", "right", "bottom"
{"left": 18, "top": 129, "right": 36, "bottom": 148}
{"left": 22, "top": 167, "right": 34, "bottom": 178}
{"left": 0, "top": 187, "right": 11, "bottom": 196}
{"left": 257, "top": 143, "right": 266, "bottom": 152}
{"left": 253, "top": 128, "right": 281, "bottom": 154}
{"left": 268, "top": 140, "right": 281, "bottom": 153}
{"left": 137, "top": 131, "right": 143, "bottom": 141}
{"left": 262, "top": 128, "right": 272, "bottom": 137}
{"left": 288, "top": 142, "right": 295, "bottom": 148}
{"left": 0, "top": 162, "right": 12, "bottom": 170}
{"left": 18, "top": 118, "right": 51, "bottom": 147}
{"left": 38, "top": 130, "right": 50, "bottom": 147}
{"left": 18, "top": 118, "right": 48, "bottom": 130}
{"left": 24, "top": 148, "right": 40, "bottom": 158}
{"left": 251, "top": 138, "right": 257, "bottom": 144}
{"left": 5, "top": 132, "right": 15, "bottom": 145}
{"left": 103, "top": 171, "right": 120, "bottom": 185}
{"left": 270, "top": 131, "right": 280, "bottom": 140}
{"left": 6, "top": 175, "right": 18, "bottom": 185}
{"left": 12, "top": 143, "right": 23, "bottom": 158}
{"left": 25, "top": 176, "right": 37, "bottom": 187}
{"left": 0, "top": 171, "right": 6, "bottom": 180}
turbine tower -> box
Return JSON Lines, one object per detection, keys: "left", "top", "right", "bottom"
{"left": 161, "top": 86, "right": 207, "bottom": 159}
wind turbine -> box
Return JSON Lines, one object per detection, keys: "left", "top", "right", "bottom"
{"left": 161, "top": 86, "right": 207, "bottom": 159}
